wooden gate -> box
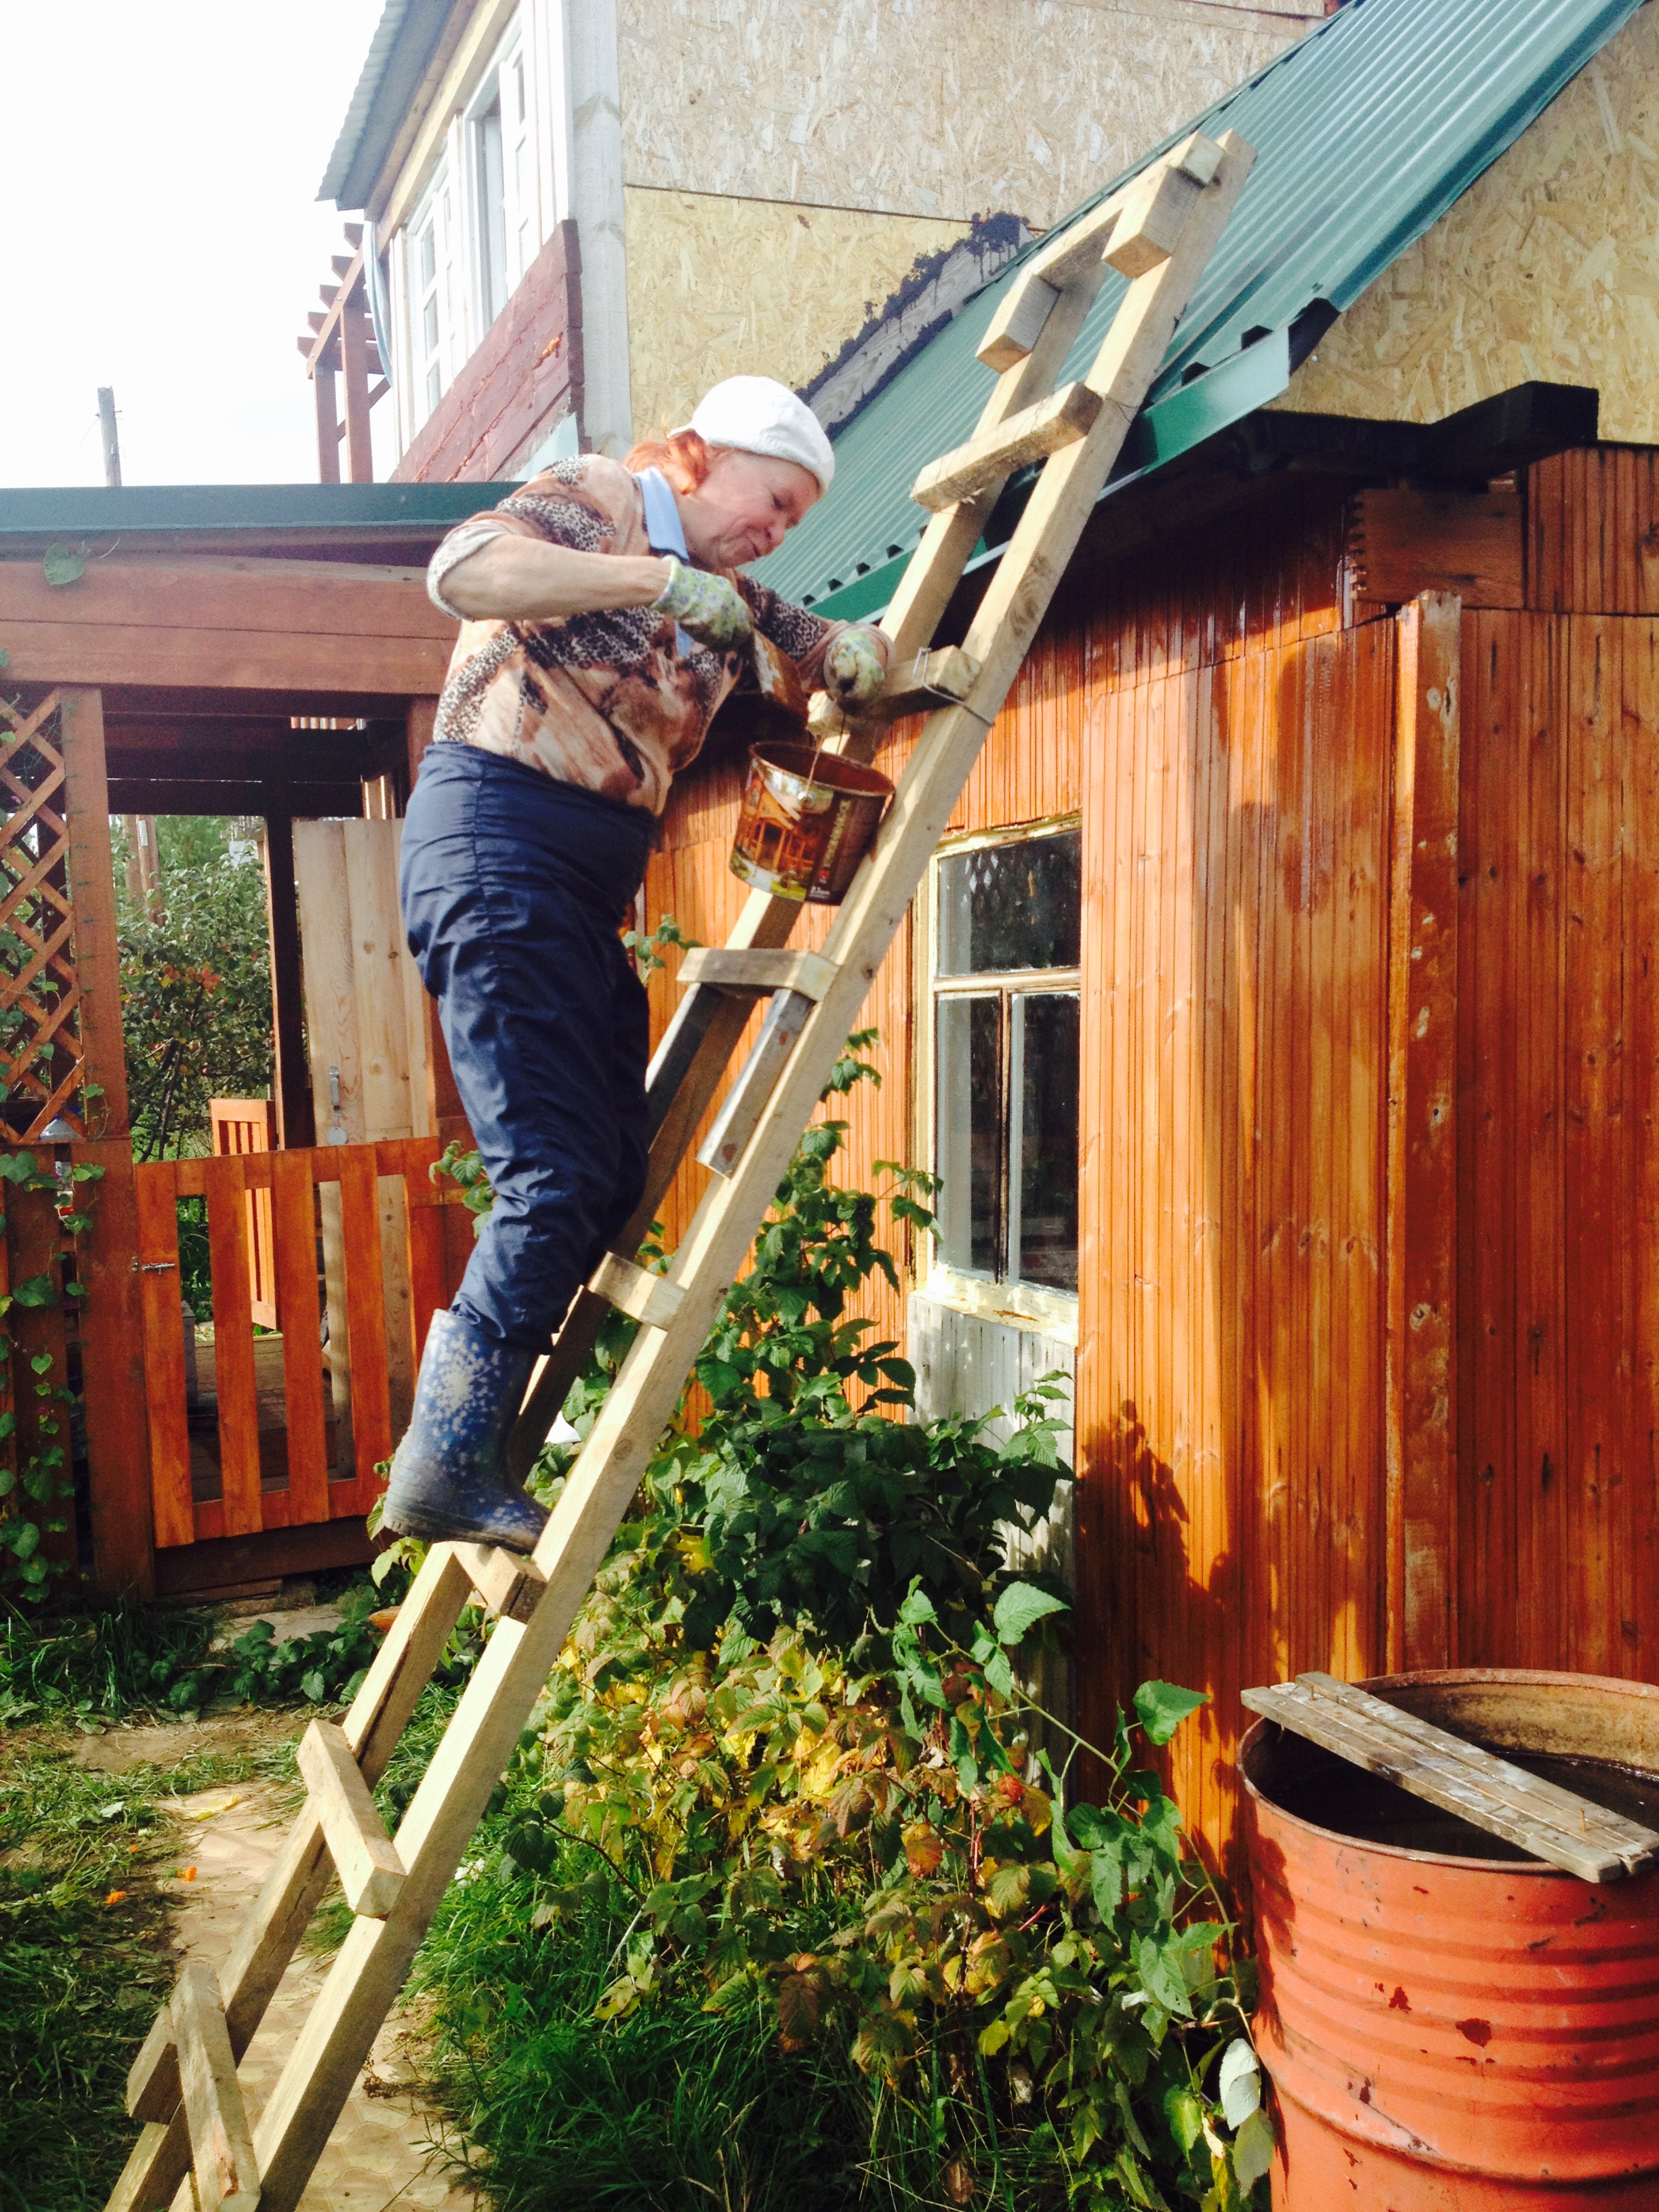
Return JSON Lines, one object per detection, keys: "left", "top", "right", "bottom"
{"left": 134, "top": 1136, "right": 458, "bottom": 1549}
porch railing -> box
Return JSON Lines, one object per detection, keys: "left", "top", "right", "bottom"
{"left": 134, "top": 1135, "right": 460, "bottom": 1548}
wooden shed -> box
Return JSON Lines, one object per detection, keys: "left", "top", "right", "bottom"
{"left": 644, "top": 0, "right": 1659, "bottom": 1863}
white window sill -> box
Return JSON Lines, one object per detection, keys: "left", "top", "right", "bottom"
{"left": 918, "top": 1266, "right": 1078, "bottom": 1347}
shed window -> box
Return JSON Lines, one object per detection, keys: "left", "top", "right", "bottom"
{"left": 409, "top": 167, "right": 458, "bottom": 425}
{"left": 933, "top": 827, "right": 1080, "bottom": 1294}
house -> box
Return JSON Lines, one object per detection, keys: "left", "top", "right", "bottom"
{"left": 633, "top": 0, "right": 1659, "bottom": 1861}
{"left": 310, "top": 0, "right": 1326, "bottom": 479}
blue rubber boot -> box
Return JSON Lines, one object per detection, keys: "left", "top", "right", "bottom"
{"left": 380, "top": 1309, "right": 548, "bottom": 1553}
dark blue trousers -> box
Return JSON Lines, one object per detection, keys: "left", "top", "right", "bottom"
{"left": 400, "top": 744, "right": 657, "bottom": 1352}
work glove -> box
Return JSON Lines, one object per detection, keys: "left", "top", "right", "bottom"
{"left": 651, "top": 555, "right": 752, "bottom": 651}
{"left": 823, "top": 626, "right": 887, "bottom": 710}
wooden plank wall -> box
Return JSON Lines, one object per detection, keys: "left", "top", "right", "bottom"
{"left": 644, "top": 461, "right": 1659, "bottom": 1871}
{"left": 1456, "top": 606, "right": 1659, "bottom": 1680}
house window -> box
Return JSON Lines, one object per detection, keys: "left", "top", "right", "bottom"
{"left": 933, "top": 826, "right": 1081, "bottom": 1294}
{"left": 410, "top": 167, "right": 458, "bottom": 423}
{"left": 470, "top": 31, "right": 534, "bottom": 332}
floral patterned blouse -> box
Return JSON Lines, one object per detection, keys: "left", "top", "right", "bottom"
{"left": 426, "top": 454, "right": 859, "bottom": 816}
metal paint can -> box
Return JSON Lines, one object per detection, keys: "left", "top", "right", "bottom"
{"left": 729, "top": 741, "right": 893, "bottom": 905}
{"left": 1244, "top": 1668, "right": 1659, "bottom": 2208}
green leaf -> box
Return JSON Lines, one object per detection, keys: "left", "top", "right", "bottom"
{"left": 1133, "top": 1680, "right": 1208, "bottom": 1746}
{"left": 1231, "top": 2108, "right": 1274, "bottom": 2190}
{"left": 1218, "top": 2038, "right": 1261, "bottom": 2129}
{"left": 1162, "top": 2082, "right": 1204, "bottom": 2156}
{"left": 12, "top": 1274, "right": 56, "bottom": 1309}
{"left": 43, "top": 544, "right": 85, "bottom": 588}
{"left": 992, "top": 1581, "right": 1069, "bottom": 1646}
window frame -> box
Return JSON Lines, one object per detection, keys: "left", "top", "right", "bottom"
{"left": 407, "top": 161, "right": 459, "bottom": 430}
{"left": 922, "top": 814, "right": 1083, "bottom": 1340}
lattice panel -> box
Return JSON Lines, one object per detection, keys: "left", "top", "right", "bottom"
{"left": 0, "top": 691, "right": 87, "bottom": 1141}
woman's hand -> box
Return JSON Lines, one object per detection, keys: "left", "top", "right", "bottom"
{"left": 651, "top": 556, "right": 754, "bottom": 650}
{"left": 824, "top": 626, "right": 888, "bottom": 709}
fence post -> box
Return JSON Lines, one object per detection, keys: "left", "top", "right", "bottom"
{"left": 75, "top": 1142, "right": 155, "bottom": 1597}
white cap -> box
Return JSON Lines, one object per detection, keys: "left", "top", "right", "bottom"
{"left": 682, "top": 375, "right": 836, "bottom": 494}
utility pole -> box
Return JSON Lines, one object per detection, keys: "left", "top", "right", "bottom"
{"left": 97, "top": 386, "right": 121, "bottom": 487}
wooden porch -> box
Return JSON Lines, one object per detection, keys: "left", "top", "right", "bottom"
{"left": 0, "top": 489, "right": 487, "bottom": 1599}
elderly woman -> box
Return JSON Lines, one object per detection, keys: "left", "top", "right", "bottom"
{"left": 382, "top": 376, "right": 890, "bottom": 1552}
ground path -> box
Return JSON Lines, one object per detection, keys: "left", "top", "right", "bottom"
{"left": 79, "top": 1710, "right": 483, "bottom": 2212}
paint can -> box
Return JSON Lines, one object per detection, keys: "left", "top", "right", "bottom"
{"left": 729, "top": 741, "right": 893, "bottom": 904}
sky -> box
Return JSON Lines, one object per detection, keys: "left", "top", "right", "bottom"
{"left": 0, "top": 2, "right": 398, "bottom": 489}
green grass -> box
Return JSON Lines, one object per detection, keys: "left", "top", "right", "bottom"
{"left": 0, "top": 1727, "right": 304, "bottom": 2211}
{"left": 0, "top": 1595, "right": 218, "bottom": 1727}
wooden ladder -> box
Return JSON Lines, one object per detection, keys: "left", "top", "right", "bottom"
{"left": 106, "top": 127, "right": 1252, "bottom": 2212}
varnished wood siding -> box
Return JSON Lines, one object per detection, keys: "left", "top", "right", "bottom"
{"left": 1075, "top": 626, "right": 1395, "bottom": 1860}
{"left": 645, "top": 459, "right": 1659, "bottom": 1870}
{"left": 1457, "top": 611, "right": 1659, "bottom": 1679}
{"left": 1528, "top": 448, "right": 1659, "bottom": 617}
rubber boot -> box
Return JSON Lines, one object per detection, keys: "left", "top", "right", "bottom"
{"left": 380, "top": 1309, "right": 547, "bottom": 1553}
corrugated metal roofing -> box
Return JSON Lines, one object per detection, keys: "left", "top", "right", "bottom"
{"left": 320, "top": 0, "right": 455, "bottom": 211}
{"left": 755, "top": 0, "right": 1646, "bottom": 617}
{"left": 0, "top": 482, "right": 499, "bottom": 540}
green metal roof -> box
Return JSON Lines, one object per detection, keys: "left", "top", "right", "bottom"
{"left": 0, "top": 482, "right": 495, "bottom": 539}
{"left": 756, "top": 0, "right": 1647, "bottom": 618}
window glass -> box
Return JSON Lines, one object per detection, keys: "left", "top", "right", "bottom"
{"left": 1011, "top": 993, "right": 1079, "bottom": 1291}
{"left": 937, "top": 829, "right": 1080, "bottom": 976}
{"left": 935, "top": 995, "right": 1001, "bottom": 1275}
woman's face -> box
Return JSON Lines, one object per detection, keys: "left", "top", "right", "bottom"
{"left": 678, "top": 447, "right": 821, "bottom": 569}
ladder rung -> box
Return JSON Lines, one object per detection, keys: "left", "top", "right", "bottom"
{"left": 807, "top": 646, "right": 982, "bottom": 735}
{"left": 698, "top": 985, "right": 817, "bottom": 1178}
{"left": 296, "top": 1720, "right": 407, "bottom": 1918}
{"left": 676, "top": 945, "right": 837, "bottom": 1000}
{"left": 589, "top": 1249, "right": 684, "bottom": 1328}
{"left": 978, "top": 128, "right": 1225, "bottom": 371}
{"left": 911, "top": 383, "right": 1102, "bottom": 512}
{"left": 450, "top": 1538, "right": 546, "bottom": 1623}
{"left": 171, "top": 1960, "right": 260, "bottom": 2212}
{"left": 1103, "top": 149, "right": 1214, "bottom": 279}
{"left": 978, "top": 272, "right": 1063, "bottom": 373}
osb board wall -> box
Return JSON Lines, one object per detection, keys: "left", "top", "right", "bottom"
{"left": 615, "top": 0, "right": 1313, "bottom": 232}
{"left": 624, "top": 189, "right": 968, "bottom": 438}
{"left": 1273, "top": 5, "right": 1659, "bottom": 442}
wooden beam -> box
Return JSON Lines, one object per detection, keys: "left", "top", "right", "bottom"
{"left": 1, "top": 626, "right": 448, "bottom": 696}
{"left": 170, "top": 1961, "right": 260, "bottom": 2212}
{"left": 675, "top": 947, "right": 837, "bottom": 1000}
{"left": 106, "top": 780, "right": 364, "bottom": 816}
{"left": 74, "top": 1142, "right": 155, "bottom": 1599}
{"left": 0, "top": 555, "right": 447, "bottom": 640}
{"left": 57, "top": 687, "right": 130, "bottom": 1134}
{"left": 588, "top": 1250, "right": 686, "bottom": 1330}
{"left": 911, "top": 383, "right": 1103, "bottom": 512}
{"left": 340, "top": 272, "right": 374, "bottom": 487}
{"left": 314, "top": 358, "right": 340, "bottom": 486}
{"left": 295, "top": 1720, "right": 407, "bottom": 1917}
{"left": 263, "top": 815, "right": 314, "bottom": 1149}
{"left": 1242, "top": 1672, "right": 1659, "bottom": 1882}
{"left": 1386, "top": 592, "right": 1462, "bottom": 1673}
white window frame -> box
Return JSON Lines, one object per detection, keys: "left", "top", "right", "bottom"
{"left": 919, "top": 815, "right": 1082, "bottom": 1341}
{"left": 407, "top": 160, "right": 461, "bottom": 430}
{"left": 465, "top": 20, "right": 536, "bottom": 337}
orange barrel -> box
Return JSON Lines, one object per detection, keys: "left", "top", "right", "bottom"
{"left": 1243, "top": 1669, "right": 1659, "bottom": 2209}
{"left": 729, "top": 741, "right": 893, "bottom": 905}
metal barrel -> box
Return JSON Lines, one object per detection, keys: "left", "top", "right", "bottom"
{"left": 1244, "top": 1669, "right": 1659, "bottom": 2209}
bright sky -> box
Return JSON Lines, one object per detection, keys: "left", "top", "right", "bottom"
{"left": 0, "top": 2, "right": 398, "bottom": 489}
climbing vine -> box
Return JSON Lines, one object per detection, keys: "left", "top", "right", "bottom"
{"left": 0, "top": 1147, "right": 103, "bottom": 1606}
